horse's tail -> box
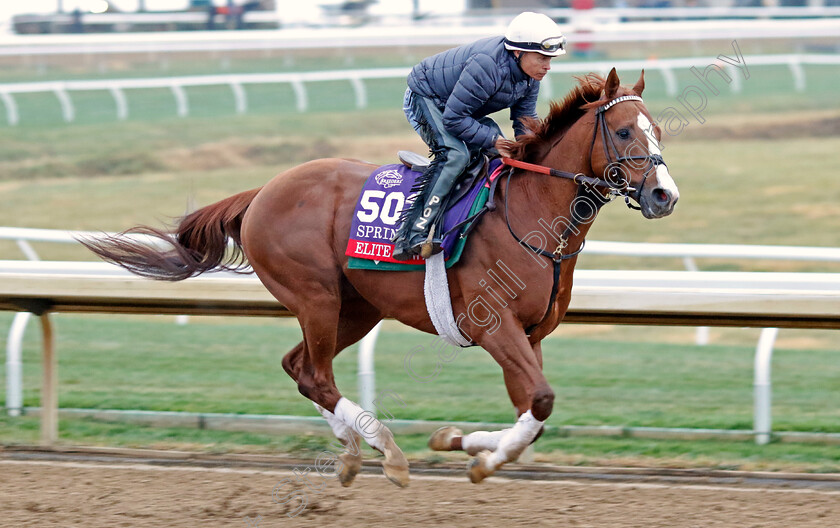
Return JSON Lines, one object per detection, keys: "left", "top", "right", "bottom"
{"left": 80, "top": 187, "right": 262, "bottom": 281}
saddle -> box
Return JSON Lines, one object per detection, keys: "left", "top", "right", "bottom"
{"left": 398, "top": 150, "right": 490, "bottom": 206}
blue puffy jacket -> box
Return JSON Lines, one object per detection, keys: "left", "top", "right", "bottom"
{"left": 407, "top": 36, "right": 540, "bottom": 151}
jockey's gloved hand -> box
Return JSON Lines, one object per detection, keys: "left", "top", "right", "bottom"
{"left": 493, "top": 137, "right": 516, "bottom": 158}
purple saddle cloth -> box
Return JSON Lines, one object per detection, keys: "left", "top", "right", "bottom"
{"left": 346, "top": 159, "right": 501, "bottom": 267}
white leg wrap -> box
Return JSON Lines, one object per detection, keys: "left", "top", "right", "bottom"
{"left": 313, "top": 402, "right": 355, "bottom": 445}
{"left": 485, "top": 410, "right": 544, "bottom": 469}
{"left": 461, "top": 429, "right": 509, "bottom": 456}
{"left": 333, "top": 397, "right": 387, "bottom": 452}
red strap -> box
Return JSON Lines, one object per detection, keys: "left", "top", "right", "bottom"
{"left": 500, "top": 157, "right": 553, "bottom": 176}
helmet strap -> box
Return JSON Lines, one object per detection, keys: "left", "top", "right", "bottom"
{"left": 511, "top": 50, "right": 529, "bottom": 77}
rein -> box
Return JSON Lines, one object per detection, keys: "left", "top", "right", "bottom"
{"left": 499, "top": 158, "right": 629, "bottom": 195}
{"left": 499, "top": 94, "right": 666, "bottom": 334}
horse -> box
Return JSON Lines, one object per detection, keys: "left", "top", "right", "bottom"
{"left": 82, "top": 68, "right": 679, "bottom": 487}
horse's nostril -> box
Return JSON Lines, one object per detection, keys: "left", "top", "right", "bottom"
{"left": 653, "top": 188, "right": 670, "bottom": 204}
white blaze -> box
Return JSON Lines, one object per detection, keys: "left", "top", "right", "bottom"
{"left": 637, "top": 112, "right": 679, "bottom": 200}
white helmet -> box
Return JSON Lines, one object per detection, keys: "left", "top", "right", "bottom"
{"left": 504, "top": 12, "right": 567, "bottom": 57}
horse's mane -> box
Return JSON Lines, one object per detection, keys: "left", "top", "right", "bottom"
{"left": 508, "top": 73, "right": 607, "bottom": 163}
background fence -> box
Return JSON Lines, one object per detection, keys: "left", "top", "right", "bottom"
{"left": 1, "top": 54, "right": 838, "bottom": 125}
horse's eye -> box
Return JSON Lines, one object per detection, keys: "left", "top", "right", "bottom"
{"left": 617, "top": 129, "right": 631, "bottom": 140}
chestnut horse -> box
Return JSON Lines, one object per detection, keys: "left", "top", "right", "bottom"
{"left": 83, "top": 69, "right": 678, "bottom": 486}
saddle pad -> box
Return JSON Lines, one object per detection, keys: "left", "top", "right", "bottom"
{"left": 346, "top": 163, "right": 490, "bottom": 271}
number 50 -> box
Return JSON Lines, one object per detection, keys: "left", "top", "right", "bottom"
{"left": 356, "top": 191, "right": 406, "bottom": 225}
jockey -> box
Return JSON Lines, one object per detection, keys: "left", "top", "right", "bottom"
{"left": 392, "top": 12, "right": 567, "bottom": 260}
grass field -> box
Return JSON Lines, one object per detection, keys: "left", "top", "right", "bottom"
{"left": 0, "top": 313, "right": 838, "bottom": 471}
{"left": 1, "top": 51, "right": 839, "bottom": 470}
{"left": 1, "top": 109, "right": 839, "bottom": 268}
{"left": 3, "top": 314, "right": 838, "bottom": 431}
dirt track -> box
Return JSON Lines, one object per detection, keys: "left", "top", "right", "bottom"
{"left": 2, "top": 454, "right": 839, "bottom": 528}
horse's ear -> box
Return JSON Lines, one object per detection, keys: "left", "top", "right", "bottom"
{"left": 633, "top": 69, "right": 645, "bottom": 96}
{"left": 605, "top": 67, "right": 620, "bottom": 99}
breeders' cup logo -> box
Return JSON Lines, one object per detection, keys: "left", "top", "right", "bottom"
{"left": 375, "top": 169, "right": 403, "bottom": 189}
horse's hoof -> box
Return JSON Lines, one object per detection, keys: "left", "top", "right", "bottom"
{"left": 338, "top": 452, "right": 362, "bottom": 487}
{"left": 382, "top": 460, "right": 410, "bottom": 488}
{"left": 428, "top": 426, "right": 462, "bottom": 451}
{"left": 467, "top": 450, "right": 494, "bottom": 484}
{"left": 374, "top": 427, "right": 409, "bottom": 487}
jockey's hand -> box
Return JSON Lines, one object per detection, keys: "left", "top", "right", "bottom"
{"left": 494, "top": 137, "right": 515, "bottom": 157}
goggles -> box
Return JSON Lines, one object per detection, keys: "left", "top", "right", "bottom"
{"left": 506, "top": 35, "right": 566, "bottom": 53}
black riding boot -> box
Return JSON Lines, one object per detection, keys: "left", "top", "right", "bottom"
{"left": 392, "top": 154, "right": 465, "bottom": 260}
{"left": 391, "top": 203, "right": 424, "bottom": 260}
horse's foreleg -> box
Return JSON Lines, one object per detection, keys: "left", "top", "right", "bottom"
{"left": 429, "top": 426, "right": 511, "bottom": 455}
{"left": 466, "top": 330, "right": 553, "bottom": 483}
{"left": 429, "top": 350, "right": 540, "bottom": 455}
{"left": 467, "top": 410, "right": 545, "bottom": 483}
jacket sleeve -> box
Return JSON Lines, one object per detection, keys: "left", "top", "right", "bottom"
{"left": 509, "top": 80, "right": 540, "bottom": 138}
{"left": 441, "top": 54, "right": 502, "bottom": 150}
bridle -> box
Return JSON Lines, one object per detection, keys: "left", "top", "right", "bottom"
{"left": 499, "top": 94, "right": 667, "bottom": 333}
{"left": 590, "top": 95, "right": 667, "bottom": 211}
{"left": 501, "top": 94, "right": 667, "bottom": 212}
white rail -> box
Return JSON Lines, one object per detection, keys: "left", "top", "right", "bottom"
{"left": 2, "top": 226, "right": 839, "bottom": 444}
{"left": 585, "top": 240, "right": 840, "bottom": 262}
{"left": 1, "top": 53, "right": 837, "bottom": 125}
{"left": 6, "top": 227, "right": 840, "bottom": 267}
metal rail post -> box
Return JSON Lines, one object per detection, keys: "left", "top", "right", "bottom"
{"left": 682, "top": 256, "right": 709, "bottom": 345}
{"left": 5, "top": 312, "right": 30, "bottom": 416}
{"left": 40, "top": 313, "right": 57, "bottom": 445}
{"left": 358, "top": 321, "right": 382, "bottom": 413}
{"left": 5, "top": 238, "right": 39, "bottom": 416}
{"left": 754, "top": 327, "right": 779, "bottom": 445}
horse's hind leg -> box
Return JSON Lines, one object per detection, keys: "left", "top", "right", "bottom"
{"left": 282, "top": 293, "right": 409, "bottom": 487}
{"left": 312, "top": 402, "right": 363, "bottom": 487}
{"left": 282, "top": 342, "right": 362, "bottom": 487}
